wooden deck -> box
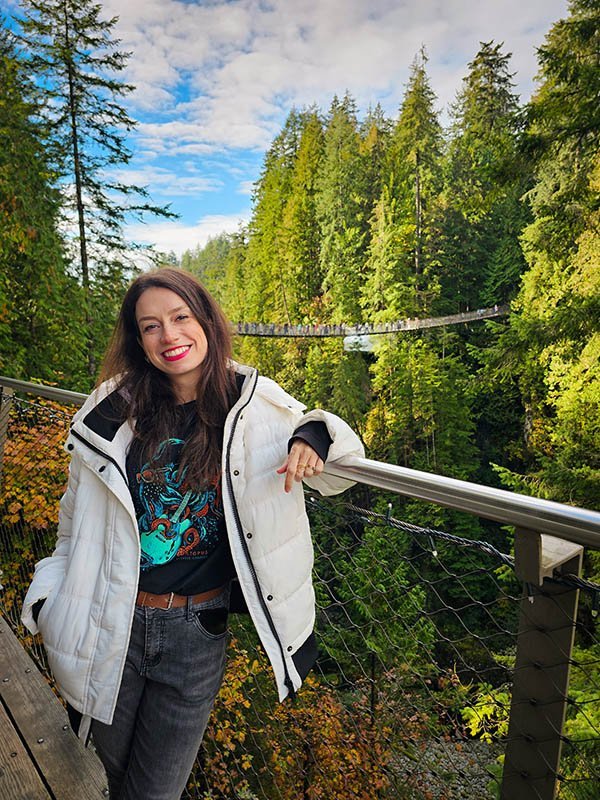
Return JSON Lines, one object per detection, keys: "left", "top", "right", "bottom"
{"left": 0, "top": 615, "right": 107, "bottom": 799}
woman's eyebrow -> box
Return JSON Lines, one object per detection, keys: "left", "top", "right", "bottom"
{"left": 137, "top": 305, "right": 190, "bottom": 323}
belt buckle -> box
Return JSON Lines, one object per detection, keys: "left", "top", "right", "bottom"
{"left": 167, "top": 592, "right": 174, "bottom": 610}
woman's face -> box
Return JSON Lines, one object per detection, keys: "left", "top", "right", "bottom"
{"left": 135, "top": 287, "right": 208, "bottom": 398}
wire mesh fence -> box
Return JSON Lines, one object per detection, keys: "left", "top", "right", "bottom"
{"left": 0, "top": 389, "right": 598, "bottom": 800}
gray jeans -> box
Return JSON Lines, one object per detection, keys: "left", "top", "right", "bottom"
{"left": 91, "top": 590, "right": 229, "bottom": 800}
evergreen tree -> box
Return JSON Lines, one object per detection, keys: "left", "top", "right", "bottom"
{"left": 182, "top": 233, "right": 234, "bottom": 305}
{"left": 0, "top": 20, "right": 84, "bottom": 385}
{"left": 439, "top": 41, "right": 529, "bottom": 312}
{"left": 365, "top": 337, "right": 478, "bottom": 479}
{"left": 221, "top": 229, "right": 249, "bottom": 324}
{"left": 317, "top": 94, "right": 367, "bottom": 323}
{"left": 492, "top": 0, "right": 600, "bottom": 507}
{"left": 358, "top": 103, "right": 391, "bottom": 232}
{"left": 17, "top": 0, "right": 174, "bottom": 376}
{"left": 243, "top": 108, "right": 305, "bottom": 323}
{"left": 363, "top": 50, "right": 443, "bottom": 319}
{"left": 360, "top": 180, "right": 418, "bottom": 321}
{"left": 280, "top": 109, "right": 324, "bottom": 320}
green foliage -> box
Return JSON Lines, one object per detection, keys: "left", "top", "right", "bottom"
{"left": 384, "top": 48, "right": 443, "bottom": 310}
{"left": 302, "top": 339, "right": 371, "bottom": 437}
{"left": 16, "top": 0, "right": 175, "bottom": 377}
{"left": 461, "top": 682, "right": 511, "bottom": 743}
{"left": 365, "top": 336, "right": 478, "bottom": 477}
{"left": 490, "top": 0, "right": 600, "bottom": 509}
{"left": 182, "top": 233, "right": 234, "bottom": 305}
{"left": 437, "top": 41, "right": 530, "bottom": 312}
{"left": 318, "top": 519, "right": 436, "bottom": 679}
{"left": 0, "top": 20, "right": 86, "bottom": 386}
{"left": 280, "top": 110, "right": 325, "bottom": 319}
{"left": 317, "top": 94, "right": 368, "bottom": 322}
{"left": 361, "top": 180, "right": 419, "bottom": 320}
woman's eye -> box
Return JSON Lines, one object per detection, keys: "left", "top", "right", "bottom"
{"left": 176, "top": 314, "right": 189, "bottom": 322}
{"left": 143, "top": 323, "right": 159, "bottom": 333}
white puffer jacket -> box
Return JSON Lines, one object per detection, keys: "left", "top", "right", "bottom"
{"left": 21, "top": 363, "right": 364, "bottom": 739}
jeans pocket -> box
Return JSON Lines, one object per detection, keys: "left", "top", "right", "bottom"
{"left": 191, "top": 607, "right": 229, "bottom": 639}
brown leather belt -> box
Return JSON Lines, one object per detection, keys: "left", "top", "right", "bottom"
{"left": 135, "top": 585, "right": 225, "bottom": 610}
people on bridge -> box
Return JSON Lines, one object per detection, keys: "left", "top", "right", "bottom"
{"left": 21, "top": 268, "right": 363, "bottom": 800}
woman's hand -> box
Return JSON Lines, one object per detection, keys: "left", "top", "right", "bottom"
{"left": 277, "top": 441, "right": 324, "bottom": 493}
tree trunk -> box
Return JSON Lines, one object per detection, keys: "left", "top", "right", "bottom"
{"left": 414, "top": 149, "right": 422, "bottom": 283}
{"left": 63, "top": 2, "right": 94, "bottom": 377}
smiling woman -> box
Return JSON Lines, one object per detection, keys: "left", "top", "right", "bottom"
{"left": 136, "top": 287, "right": 209, "bottom": 402}
{"left": 20, "top": 268, "right": 364, "bottom": 800}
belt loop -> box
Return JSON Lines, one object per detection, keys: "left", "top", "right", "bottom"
{"left": 167, "top": 591, "right": 174, "bottom": 610}
{"left": 186, "top": 594, "right": 192, "bottom": 620}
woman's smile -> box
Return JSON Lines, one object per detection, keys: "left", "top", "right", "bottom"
{"left": 162, "top": 345, "right": 192, "bottom": 361}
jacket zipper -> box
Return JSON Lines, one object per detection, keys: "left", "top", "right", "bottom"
{"left": 224, "top": 370, "right": 296, "bottom": 697}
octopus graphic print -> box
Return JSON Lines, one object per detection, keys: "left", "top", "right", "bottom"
{"left": 135, "top": 438, "right": 223, "bottom": 570}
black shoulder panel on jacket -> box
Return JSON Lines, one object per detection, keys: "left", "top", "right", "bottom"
{"left": 83, "top": 391, "right": 129, "bottom": 442}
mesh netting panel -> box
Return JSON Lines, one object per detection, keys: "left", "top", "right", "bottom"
{"left": 1, "top": 393, "right": 598, "bottom": 800}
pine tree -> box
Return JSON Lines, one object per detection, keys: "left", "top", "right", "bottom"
{"left": 360, "top": 181, "right": 418, "bottom": 321}
{"left": 0, "top": 20, "right": 84, "bottom": 385}
{"left": 17, "top": 0, "right": 174, "bottom": 376}
{"left": 492, "top": 0, "right": 600, "bottom": 507}
{"left": 317, "top": 94, "right": 367, "bottom": 323}
{"left": 182, "top": 233, "right": 234, "bottom": 305}
{"left": 439, "top": 41, "right": 529, "bottom": 311}
{"left": 365, "top": 337, "right": 478, "bottom": 478}
{"left": 391, "top": 50, "right": 442, "bottom": 290}
{"left": 363, "top": 50, "right": 443, "bottom": 319}
{"left": 280, "top": 109, "right": 324, "bottom": 320}
{"left": 358, "top": 103, "right": 391, "bottom": 232}
{"left": 243, "top": 108, "right": 305, "bottom": 323}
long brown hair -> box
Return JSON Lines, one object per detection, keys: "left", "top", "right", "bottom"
{"left": 100, "top": 268, "right": 238, "bottom": 487}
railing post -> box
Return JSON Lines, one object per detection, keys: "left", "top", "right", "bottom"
{"left": 501, "top": 528, "right": 583, "bottom": 800}
{"left": 0, "top": 385, "right": 14, "bottom": 483}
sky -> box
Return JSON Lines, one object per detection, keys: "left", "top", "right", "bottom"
{"left": 7, "top": 0, "right": 571, "bottom": 258}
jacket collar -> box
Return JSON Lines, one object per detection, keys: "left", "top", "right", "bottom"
{"left": 70, "top": 363, "right": 259, "bottom": 465}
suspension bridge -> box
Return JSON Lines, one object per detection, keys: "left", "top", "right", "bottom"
{"left": 234, "top": 304, "right": 509, "bottom": 337}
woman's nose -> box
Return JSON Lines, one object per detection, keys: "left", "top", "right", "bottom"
{"left": 161, "top": 323, "right": 179, "bottom": 342}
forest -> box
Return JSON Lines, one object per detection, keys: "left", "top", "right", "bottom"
{"left": 1, "top": 0, "right": 597, "bottom": 510}
{"left": 0, "top": 0, "right": 598, "bottom": 797}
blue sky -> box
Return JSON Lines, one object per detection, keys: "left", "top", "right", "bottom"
{"left": 7, "top": 0, "right": 571, "bottom": 257}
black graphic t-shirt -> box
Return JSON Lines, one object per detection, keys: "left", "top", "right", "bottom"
{"left": 126, "top": 375, "right": 333, "bottom": 597}
{"left": 126, "top": 402, "right": 235, "bottom": 595}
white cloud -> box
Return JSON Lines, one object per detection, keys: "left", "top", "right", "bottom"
{"left": 237, "top": 180, "right": 255, "bottom": 196}
{"left": 108, "top": 165, "right": 222, "bottom": 197}
{"left": 127, "top": 212, "right": 251, "bottom": 257}
{"left": 91, "top": 0, "right": 571, "bottom": 247}
{"left": 103, "top": 0, "right": 569, "bottom": 155}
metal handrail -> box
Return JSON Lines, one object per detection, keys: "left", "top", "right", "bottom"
{"left": 2, "top": 375, "right": 599, "bottom": 549}
{"left": 324, "top": 457, "right": 600, "bottom": 549}
{"left": 0, "top": 376, "right": 87, "bottom": 406}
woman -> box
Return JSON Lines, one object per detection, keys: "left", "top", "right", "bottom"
{"left": 21, "top": 268, "right": 364, "bottom": 800}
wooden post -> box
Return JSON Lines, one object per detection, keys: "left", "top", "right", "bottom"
{"left": 500, "top": 528, "right": 583, "bottom": 800}
{"left": 0, "top": 386, "right": 14, "bottom": 484}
